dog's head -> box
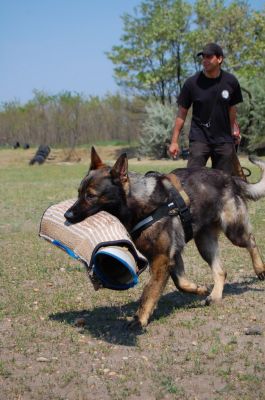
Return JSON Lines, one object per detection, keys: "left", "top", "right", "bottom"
{"left": 64, "top": 147, "right": 130, "bottom": 223}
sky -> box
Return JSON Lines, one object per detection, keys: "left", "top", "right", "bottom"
{"left": 1, "top": 0, "right": 264, "bottom": 105}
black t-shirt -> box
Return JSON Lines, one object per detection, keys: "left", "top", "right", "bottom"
{"left": 178, "top": 70, "right": 243, "bottom": 144}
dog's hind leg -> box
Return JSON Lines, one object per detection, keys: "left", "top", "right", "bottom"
{"left": 221, "top": 199, "right": 265, "bottom": 280}
{"left": 247, "top": 234, "right": 265, "bottom": 280}
{"left": 194, "top": 227, "right": 226, "bottom": 305}
{"left": 224, "top": 225, "right": 265, "bottom": 280}
{"left": 129, "top": 254, "right": 170, "bottom": 329}
{"left": 170, "top": 253, "right": 208, "bottom": 296}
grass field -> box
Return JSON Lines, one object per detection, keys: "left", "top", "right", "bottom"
{"left": 0, "top": 147, "right": 265, "bottom": 400}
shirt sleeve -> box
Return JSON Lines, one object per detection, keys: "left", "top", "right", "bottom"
{"left": 230, "top": 80, "right": 243, "bottom": 106}
{"left": 177, "top": 81, "right": 192, "bottom": 109}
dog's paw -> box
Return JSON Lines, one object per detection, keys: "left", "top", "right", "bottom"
{"left": 127, "top": 316, "right": 146, "bottom": 332}
{"left": 257, "top": 271, "right": 265, "bottom": 281}
{"left": 200, "top": 296, "right": 211, "bottom": 307}
{"left": 201, "top": 295, "right": 222, "bottom": 306}
{"left": 197, "top": 285, "right": 210, "bottom": 296}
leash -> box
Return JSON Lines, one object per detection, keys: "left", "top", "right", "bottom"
{"left": 232, "top": 142, "right": 251, "bottom": 181}
{"left": 130, "top": 174, "right": 193, "bottom": 243}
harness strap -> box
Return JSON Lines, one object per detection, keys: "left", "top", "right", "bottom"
{"left": 166, "top": 173, "right": 190, "bottom": 206}
{"left": 130, "top": 174, "right": 193, "bottom": 242}
{"left": 130, "top": 202, "right": 176, "bottom": 238}
{"left": 166, "top": 174, "right": 193, "bottom": 242}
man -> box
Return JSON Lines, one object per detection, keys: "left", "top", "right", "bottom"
{"left": 169, "top": 43, "right": 243, "bottom": 173}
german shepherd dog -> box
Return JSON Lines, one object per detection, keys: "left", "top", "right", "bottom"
{"left": 65, "top": 147, "right": 265, "bottom": 329}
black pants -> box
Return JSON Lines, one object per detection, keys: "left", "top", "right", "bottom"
{"left": 187, "top": 141, "right": 235, "bottom": 174}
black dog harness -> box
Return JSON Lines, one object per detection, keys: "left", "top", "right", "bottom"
{"left": 130, "top": 173, "right": 193, "bottom": 243}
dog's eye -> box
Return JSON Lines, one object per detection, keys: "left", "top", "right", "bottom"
{"left": 85, "top": 192, "right": 95, "bottom": 201}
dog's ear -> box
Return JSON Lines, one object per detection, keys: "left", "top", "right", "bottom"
{"left": 90, "top": 146, "right": 105, "bottom": 170}
{"left": 110, "top": 153, "right": 128, "bottom": 185}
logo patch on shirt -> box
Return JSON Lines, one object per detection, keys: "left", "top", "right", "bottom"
{"left": 221, "top": 90, "right": 229, "bottom": 99}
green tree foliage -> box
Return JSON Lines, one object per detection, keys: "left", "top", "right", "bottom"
{"left": 239, "top": 8, "right": 265, "bottom": 79}
{"left": 108, "top": 0, "right": 265, "bottom": 96}
{"left": 107, "top": 0, "right": 192, "bottom": 104}
{"left": 189, "top": 0, "right": 265, "bottom": 78}
{"left": 107, "top": 0, "right": 265, "bottom": 155}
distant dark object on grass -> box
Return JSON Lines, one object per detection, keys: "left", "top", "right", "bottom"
{"left": 29, "top": 145, "right": 51, "bottom": 165}
{"left": 13, "top": 141, "right": 20, "bottom": 149}
{"left": 13, "top": 142, "right": 30, "bottom": 150}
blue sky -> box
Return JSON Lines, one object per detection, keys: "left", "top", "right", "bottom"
{"left": 1, "top": 0, "right": 264, "bottom": 104}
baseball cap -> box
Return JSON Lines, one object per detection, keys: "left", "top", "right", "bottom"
{"left": 197, "top": 43, "right": 224, "bottom": 57}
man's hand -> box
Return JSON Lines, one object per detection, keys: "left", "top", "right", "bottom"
{"left": 169, "top": 106, "right": 188, "bottom": 159}
{"left": 169, "top": 142, "right": 180, "bottom": 158}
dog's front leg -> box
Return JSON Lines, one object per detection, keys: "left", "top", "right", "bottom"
{"left": 129, "top": 254, "right": 170, "bottom": 329}
{"left": 170, "top": 252, "right": 209, "bottom": 296}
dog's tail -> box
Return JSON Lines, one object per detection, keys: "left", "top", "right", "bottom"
{"left": 238, "top": 156, "right": 265, "bottom": 200}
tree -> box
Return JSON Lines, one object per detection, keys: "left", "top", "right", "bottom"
{"left": 108, "top": 0, "right": 265, "bottom": 95}
{"left": 53, "top": 92, "right": 83, "bottom": 160}
{"left": 0, "top": 91, "right": 145, "bottom": 148}
{"left": 0, "top": 100, "right": 23, "bottom": 145}
{"left": 238, "top": 8, "right": 265, "bottom": 79}
{"left": 107, "top": 0, "right": 192, "bottom": 104}
{"left": 188, "top": 0, "right": 265, "bottom": 78}
{"left": 30, "top": 90, "right": 54, "bottom": 145}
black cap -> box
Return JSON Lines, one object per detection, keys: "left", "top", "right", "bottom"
{"left": 197, "top": 43, "right": 224, "bottom": 57}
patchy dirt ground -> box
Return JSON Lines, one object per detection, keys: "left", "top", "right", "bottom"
{"left": 0, "top": 147, "right": 264, "bottom": 399}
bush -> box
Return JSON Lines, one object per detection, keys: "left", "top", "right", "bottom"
{"left": 237, "top": 77, "right": 265, "bottom": 152}
{"left": 139, "top": 101, "right": 191, "bottom": 159}
{"left": 139, "top": 102, "right": 175, "bottom": 159}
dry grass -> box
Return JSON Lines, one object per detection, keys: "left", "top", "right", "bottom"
{"left": 0, "top": 147, "right": 265, "bottom": 400}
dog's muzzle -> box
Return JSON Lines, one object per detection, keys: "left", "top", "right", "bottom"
{"left": 64, "top": 209, "right": 74, "bottom": 221}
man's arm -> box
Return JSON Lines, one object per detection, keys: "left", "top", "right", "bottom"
{"left": 169, "top": 106, "right": 188, "bottom": 158}
{"left": 229, "top": 106, "right": 241, "bottom": 144}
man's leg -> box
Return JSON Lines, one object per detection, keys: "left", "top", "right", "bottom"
{"left": 211, "top": 143, "right": 234, "bottom": 174}
{"left": 187, "top": 141, "right": 211, "bottom": 168}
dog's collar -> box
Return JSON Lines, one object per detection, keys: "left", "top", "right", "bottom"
{"left": 130, "top": 175, "right": 193, "bottom": 242}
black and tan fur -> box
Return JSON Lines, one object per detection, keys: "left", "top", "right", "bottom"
{"left": 65, "top": 147, "right": 265, "bottom": 329}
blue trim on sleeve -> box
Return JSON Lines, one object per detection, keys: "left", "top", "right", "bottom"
{"left": 52, "top": 240, "right": 79, "bottom": 260}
